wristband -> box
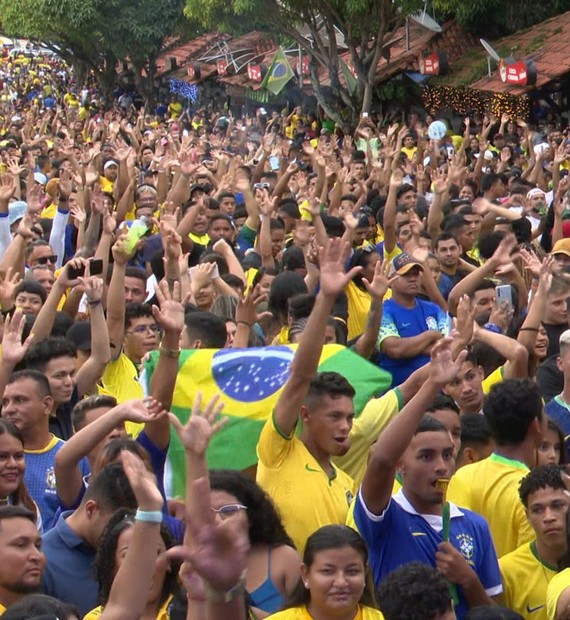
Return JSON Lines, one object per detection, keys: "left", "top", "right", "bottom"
{"left": 203, "top": 570, "right": 247, "bottom": 603}
{"left": 159, "top": 346, "right": 181, "bottom": 358}
{"left": 483, "top": 323, "right": 502, "bottom": 334}
{"left": 87, "top": 299, "right": 102, "bottom": 307}
{"left": 135, "top": 509, "right": 163, "bottom": 523}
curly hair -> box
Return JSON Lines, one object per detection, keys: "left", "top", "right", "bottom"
{"left": 519, "top": 464, "right": 565, "bottom": 507}
{"left": 209, "top": 470, "right": 294, "bottom": 548}
{"left": 95, "top": 508, "right": 178, "bottom": 607}
{"left": 483, "top": 378, "right": 543, "bottom": 446}
{"left": 377, "top": 562, "right": 452, "bottom": 620}
{"left": 305, "top": 371, "right": 355, "bottom": 408}
{"left": 0, "top": 420, "right": 39, "bottom": 518}
{"left": 285, "top": 525, "right": 376, "bottom": 609}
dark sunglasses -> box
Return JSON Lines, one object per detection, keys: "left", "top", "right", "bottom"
{"left": 36, "top": 254, "right": 57, "bottom": 265}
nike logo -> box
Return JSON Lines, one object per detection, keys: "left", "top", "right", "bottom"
{"left": 305, "top": 464, "right": 321, "bottom": 473}
{"left": 401, "top": 322, "right": 411, "bottom": 328}
{"left": 526, "top": 604, "right": 545, "bottom": 613}
{"left": 412, "top": 532, "right": 427, "bottom": 537}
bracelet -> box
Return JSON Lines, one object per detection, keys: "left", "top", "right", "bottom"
{"left": 159, "top": 346, "right": 181, "bottom": 358}
{"left": 236, "top": 320, "right": 251, "bottom": 328}
{"left": 135, "top": 509, "right": 163, "bottom": 523}
{"left": 87, "top": 300, "right": 102, "bottom": 307}
{"left": 519, "top": 327, "right": 539, "bottom": 332}
{"left": 483, "top": 323, "right": 502, "bottom": 334}
{"left": 203, "top": 570, "right": 247, "bottom": 603}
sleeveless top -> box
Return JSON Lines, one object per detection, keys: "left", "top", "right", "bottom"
{"left": 248, "top": 547, "right": 286, "bottom": 613}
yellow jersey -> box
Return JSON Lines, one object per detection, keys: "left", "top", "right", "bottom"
{"left": 346, "top": 281, "right": 372, "bottom": 341}
{"left": 482, "top": 365, "right": 504, "bottom": 394}
{"left": 256, "top": 414, "right": 355, "bottom": 553}
{"left": 84, "top": 594, "right": 173, "bottom": 619}
{"left": 499, "top": 541, "right": 555, "bottom": 620}
{"left": 334, "top": 388, "right": 402, "bottom": 487}
{"left": 0, "top": 602, "right": 5, "bottom": 615}
{"left": 267, "top": 604, "right": 383, "bottom": 619}
{"left": 447, "top": 453, "right": 533, "bottom": 558}
{"left": 546, "top": 567, "right": 570, "bottom": 620}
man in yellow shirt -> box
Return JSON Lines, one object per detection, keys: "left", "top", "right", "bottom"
{"left": 500, "top": 464, "right": 569, "bottom": 620}
{"left": 256, "top": 239, "right": 361, "bottom": 552}
{"left": 0, "top": 506, "right": 45, "bottom": 614}
{"left": 447, "top": 379, "right": 546, "bottom": 558}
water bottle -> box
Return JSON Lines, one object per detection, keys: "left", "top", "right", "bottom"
{"left": 123, "top": 216, "right": 148, "bottom": 253}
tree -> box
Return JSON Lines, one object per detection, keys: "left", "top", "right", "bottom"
{"left": 184, "top": 0, "right": 423, "bottom": 129}
{"left": 0, "top": 0, "right": 185, "bottom": 104}
{"left": 432, "top": 0, "right": 570, "bottom": 37}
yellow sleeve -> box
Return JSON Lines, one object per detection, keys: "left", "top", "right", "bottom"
{"left": 334, "top": 389, "right": 402, "bottom": 481}
{"left": 83, "top": 606, "right": 103, "bottom": 619}
{"left": 256, "top": 414, "right": 296, "bottom": 469}
{"left": 447, "top": 469, "right": 471, "bottom": 508}
{"left": 482, "top": 365, "right": 505, "bottom": 394}
{"left": 547, "top": 568, "right": 570, "bottom": 620}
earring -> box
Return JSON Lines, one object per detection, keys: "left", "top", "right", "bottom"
{"left": 304, "top": 582, "right": 309, "bottom": 588}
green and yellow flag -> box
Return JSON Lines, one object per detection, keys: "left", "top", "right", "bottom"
{"left": 144, "top": 344, "right": 391, "bottom": 498}
{"left": 261, "top": 48, "right": 294, "bottom": 95}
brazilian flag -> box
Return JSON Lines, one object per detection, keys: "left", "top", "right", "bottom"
{"left": 144, "top": 344, "right": 391, "bottom": 498}
{"left": 261, "top": 48, "right": 294, "bottom": 95}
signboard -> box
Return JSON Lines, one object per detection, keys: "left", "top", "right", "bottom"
{"left": 217, "top": 59, "right": 228, "bottom": 76}
{"left": 498, "top": 58, "right": 537, "bottom": 86}
{"left": 419, "top": 51, "right": 448, "bottom": 76}
{"left": 248, "top": 64, "right": 262, "bottom": 82}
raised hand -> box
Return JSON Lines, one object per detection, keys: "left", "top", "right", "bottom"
{"left": 319, "top": 237, "right": 362, "bottom": 297}
{"left": 121, "top": 450, "right": 163, "bottom": 511}
{"left": 58, "top": 169, "right": 73, "bottom": 200}
{"left": 235, "top": 285, "right": 271, "bottom": 328}
{"left": 0, "top": 174, "right": 16, "bottom": 204}
{"left": 0, "top": 267, "right": 21, "bottom": 308}
{"left": 168, "top": 393, "right": 226, "bottom": 457}
{"left": 429, "top": 336, "right": 468, "bottom": 387}
{"left": 361, "top": 258, "right": 393, "bottom": 301}
{"left": 78, "top": 262, "right": 104, "bottom": 303}
{"left": 152, "top": 280, "right": 184, "bottom": 335}
{"left": 1, "top": 309, "right": 34, "bottom": 367}
{"left": 113, "top": 397, "right": 168, "bottom": 425}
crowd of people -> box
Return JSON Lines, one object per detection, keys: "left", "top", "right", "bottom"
{"left": 3, "top": 46, "right": 570, "bottom": 620}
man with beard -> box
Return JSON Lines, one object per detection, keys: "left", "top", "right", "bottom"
{"left": 0, "top": 507, "right": 45, "bottom": 614}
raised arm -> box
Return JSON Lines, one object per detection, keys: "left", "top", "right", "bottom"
{"left": 75, "top": 270, "right": 111, "bottom": 397}
{"left": 100, "top": 450, "right": 165, "bottom": 620}
{"left": 273, "top": 238, "right": 361, "bottom": 436}
{"left": 361, "top": 339, "right": 467, "bottom": 515}
{"left": 383, "top": 169, "right": 402, "bottom": 254}
{"left": 54, "top": 399, "right": 162, "bottom": 507}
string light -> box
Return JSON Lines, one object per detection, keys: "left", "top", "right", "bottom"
{"left": 421, "top": 85, "right": 530, "bottom": 118}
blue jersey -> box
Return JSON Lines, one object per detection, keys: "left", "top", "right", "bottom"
{"left": 545, "top": 396, "right": 570, "bottom": 460}
{"left": 354, "top": 489, "right": 502, "bottom": 620}
{"left": 377, "top": 297, "right": 448, "bottom": 387}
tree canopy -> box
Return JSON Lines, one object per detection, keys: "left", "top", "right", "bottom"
{"left": 0, "top": 0, "right": 186, "bottom": 101}
{"left": 185, "top": 0, "right": 424, "bottom": 128}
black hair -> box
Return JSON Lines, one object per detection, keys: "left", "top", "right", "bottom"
{"left": 209, "top": 470, "right": 295, "bottom": 547}
{"left": 124, "top": 302, "right": 154, "bottom": 329}
{"left": 124, "top": 266, "right": 147, "bottom": 284}
{"left": 377, "top": 561, "right": 452, "bottom": 620}
{"left": 321, "top": 213, "right": 345, "bottom": 238}
{"left": 465, "top": 605, "right": 524, "bottom": 619}
{"left": 0, "top": 421, "right": 37, "bottom": 516}
{"left": 481, "top": 173, "right": 501, "bottom": 193}
{"left": 269, "top": 218, "right": 285, "bottom": 232}
{"left": 415, "top": 414, "right": 448, "bottom": 435}
{"left": 396, "top": 184, "right": 415, "bottom": 200}
{"left": 545, "top": 418, "right": 567, "bottom": 465}
{"left": 1, "top": 594, "right": 80, "bottom": 620}
{"left": 81, "top": 462, "right": 137, "bottom": 513}
{"left": 444, "top": 214, "right": 469, "bottom": 235}
{"left": 251, "top": 266, "right": 279, "bottom": 290}
{"left": 435, "top": 231, "right": 460, "bottom": 250}
{"left": 459, "top": 413, "right": 492, "bottom": 450}
{"left": 218, "top": 191, "right": 235, "bottom": 202}
{"left": 477, "top": 231, "right": 506, "bottom": 260}
{"left": 426, "top": 394, "right": 460, "bottom": 416}
{"left": 72, "top": 394, "right": 118, "bottom": 431}
{"left": 14, "top": 280, "right": 47, "bottom": 304}
{"left": 208, "top": 213, "right": 234, "bottom": 228}
{"left": 305, "top": 372, "right": 355, "bottom": 408}
{"left": 285, "top": 525, "right": 376, "bottom": 609}
{"left": 471, "top": 279, "right": 496, "bottom": 295}
{"left": 95, "top": 509, "right": 178, "bottom": 607}
{"left": 519, "top": 464, "right": 565, "bottom": 507}
{"left": 199, "top": 251, "right": 229, "bottom": 276}
{"left": 25, "top": 337, "right": 76, "bottom": 371}
{"left": 282, "top": 246, "right": 305, "bottom": 274}
{"left": 6, "top": 369, "right": 51, "bottom": 398}
{"left": 268, "top": 271, "right": 308, "bottom": 323}
{"left": 288, "top": 293, "right": 315, "bottom": 321}
{"left": 0, "top": 505, "right": 36, "bottom": 527}
{"left": 483, "top": 379, "right": 543, "bottom": 446}
{"left": 278, "top": 201, "right": 301, "bottom": 219}
{"left": 221, "top": 274, "right": 245, "bottom": 294}
{"left": 184, "top": 310, "right": 227, "bottom": 348}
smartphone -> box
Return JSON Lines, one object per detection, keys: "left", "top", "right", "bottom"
{"left": 496, "top": 284, "right": 512, "bottom": 311}
{"left": 90, "top": 258, "right": 104, "bottom": 276}
{"left": 269, "top": 156, "right": 280, "bottom": 171}
{"left": 67, "top": 263, "right": 85, "bottom": 280}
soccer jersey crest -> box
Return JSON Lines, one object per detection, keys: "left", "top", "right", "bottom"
{"left": 456, "top": 533, "right": 474, "bottom": 560}
{"left": 426, "top": 316, "right": 438, "bottom": 331}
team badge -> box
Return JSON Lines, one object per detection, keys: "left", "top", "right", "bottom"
{"left": 456, "top": 533, "right": 474, "bottom": 560}
{"left": 426, "top": 316, "right": 438, "bottom": 331}
{"left": 46, "top": 467, "right": 57, "bottom": 490}
{"left": 346, "top": 490, "right": 354, "bottom": 505}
